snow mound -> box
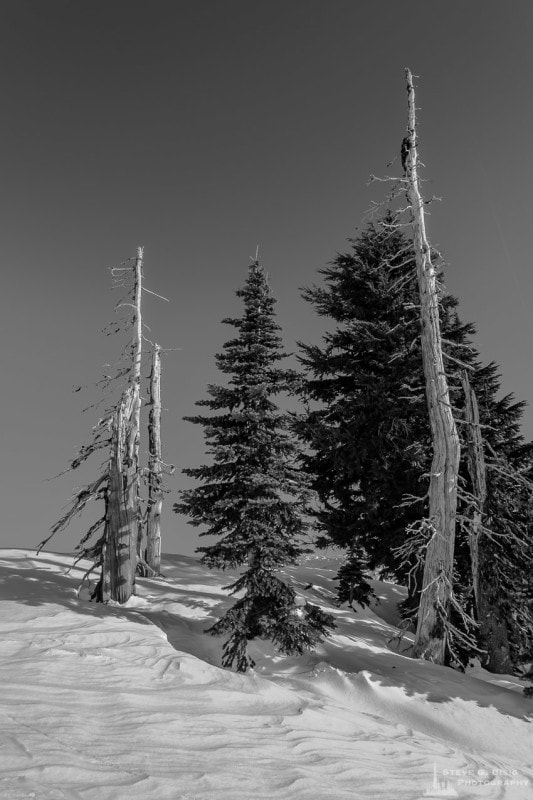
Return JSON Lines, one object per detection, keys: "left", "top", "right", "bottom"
{"left": 0, "top": 549, "right": 532, "bottom": 800}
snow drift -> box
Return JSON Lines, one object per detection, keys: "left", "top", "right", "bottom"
{"left": 0, "top": 550, "right": 531, "bottom": 799}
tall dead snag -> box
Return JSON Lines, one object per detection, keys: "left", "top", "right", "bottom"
{"left": 404, "top": 69, "right": 461, "bottom": 664}
{"left": 42, "top": 246, "right": 166, "bottom": 604}
{"left": 460, "top": 370, "right": 486, "bottom": 610}
{"left": 146, "top": 343, "right": 163, "bottom": 574}
{"left": 101, "top": 246, "right": 144, "bottom": 603}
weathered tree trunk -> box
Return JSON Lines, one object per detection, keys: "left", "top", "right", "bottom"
{"left": 130, "top": 246, "right": 143, "bottom": 490}
{"left": 404, "top": 69, "right": 461, "bottom": 664}
{"left": 146, "top": 343, "right": 163, "bottom": 574}
{"left": 100, "top": 486, "right": 112, "bottom": 601}
{"left": 100, "top": 536, "right": 111, "bottom": 602}
{"left": 461, "top": 371, "right": 485, "bottom": 609}
{"left": 461, "top": 371, "right": 512, "bottom": 673}
{"left": 102, "top": 389, "right": 138, "bottom": 602}
{"left": 102, "top": 246, "right": 144, "bottom": 603}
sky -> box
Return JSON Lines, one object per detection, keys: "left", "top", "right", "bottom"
{"left": 1, "top": 0, "right": 533, "bottom": 556}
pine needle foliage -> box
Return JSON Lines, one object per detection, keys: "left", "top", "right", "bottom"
{"left": 175, "top": 261, "right": 335, "bottom": 671}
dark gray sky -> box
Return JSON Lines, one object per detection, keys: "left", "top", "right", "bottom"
{"left": 2, "top": 0, "right": 533, "bottom": 555}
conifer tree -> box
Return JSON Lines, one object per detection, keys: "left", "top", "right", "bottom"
{"left": 176, "top": 261, "right": 335, "bottom": 672}
{"left": 299, "top": 216, "right": 533, "bottom": 671}
{"left": 468, "top": 369, "right": 533, "bottom": 673}
{"left": 298, "top": 216, "right": 431, "bottom": 598}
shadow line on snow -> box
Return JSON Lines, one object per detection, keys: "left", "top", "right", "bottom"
{"left": 2, "top": 552, "right": 531, "bottom": 723}
{"left": 0, "top": 556, "right": 152, "bottom": 625}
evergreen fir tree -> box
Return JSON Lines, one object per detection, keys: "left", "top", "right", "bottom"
{"left": 175, "top": 261, "right": 335, "bottom": 672}
{"left": 471, "top": 372, "right": 533, "bottom": 674}
{"left": 298, "top": 215, "right": 533, "bottom": 671}
{"left": 298, "top": 216, "right": 433, "bottom": 597}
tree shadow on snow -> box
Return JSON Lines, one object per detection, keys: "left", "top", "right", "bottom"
{"left": 307, "top": 618, "right": 532, "bottom": 723}
{"left": 0, "top": 552, "right": 152, "bottom": 625}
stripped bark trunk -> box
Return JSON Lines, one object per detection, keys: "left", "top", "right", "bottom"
{"left": 404, "top": 69, "right": 461, "bottom": 664}
{"left": 130, "top": 246, "right": 143, "bottom": 514}
{"left": 102, "top": 246, "right": 143, "bottom": 603}
{"left": 461, "top": 371, "right": 512, "bottom": 673}
{"left": 461, "top": 371, "right": 485, "bottom": 609}
{"left": 100, "top": 535, "right": 111, "bottom": 601}
{"left": 102, "top": 390, "right": 138, "bottom": 602}
{"left": 100, "top": 486, "right": 111, "bottom": 601}
{"left": 146, "top": 343, "right": 162, "bottom": 574}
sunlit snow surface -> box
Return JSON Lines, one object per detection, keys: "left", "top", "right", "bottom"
{"left": 0, "top": 550, "right": 532, "bottom": 799}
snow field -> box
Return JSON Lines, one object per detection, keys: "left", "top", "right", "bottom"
{"left": 0, "top": 550, "right": 532, "bottom": 799}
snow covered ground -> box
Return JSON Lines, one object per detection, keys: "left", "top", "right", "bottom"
{"left": 0, "top": 549, "right": 532, "bottom": 800}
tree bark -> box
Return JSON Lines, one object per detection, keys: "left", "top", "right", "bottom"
{"left": 102, "top": 389, "right": 138, "bottom": 602}
{"left": 146, "top": 343, "right": 163, "bottom": 574}
{"left": 130, "top": 246, "right": 143, "bottom": 509}
{"left": 404, "top": 69, "right": 461, "bottom": 664}
{"left": 102, "top": 246, "right": 144, "bottom": 603}
{"left": 461, "top": 371, "right": 485, "bottom": 609}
